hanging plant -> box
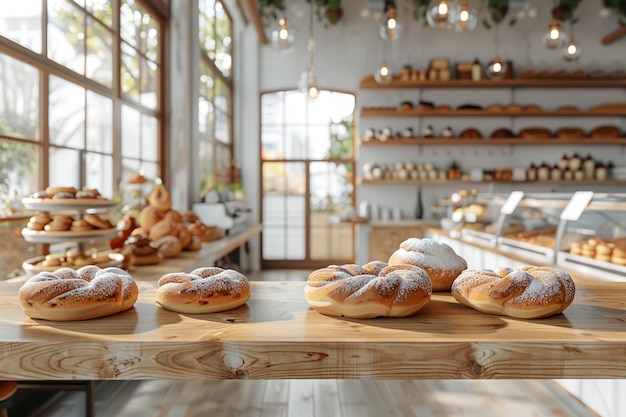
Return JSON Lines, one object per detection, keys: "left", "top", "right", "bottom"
{"left": 306, "top": 0, "right": 343, "bottom": 26}
{"left": 603, "top": 0, "right": 626, "bottom": 26}
{"left": 482, "top": 0, "right": 517, "bottom": 29}
{"left": 257, "top": 0, "right": 286, "bottom": 26}
{"left": 554, "top": 0, "right": 583, "bottom": 23}
{"left": 411, "top": 0, "right": 431, "bottom": 24}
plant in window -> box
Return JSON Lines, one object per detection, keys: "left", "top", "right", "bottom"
{"left": 258, "top": 0, "right": 287, "bottom": 26}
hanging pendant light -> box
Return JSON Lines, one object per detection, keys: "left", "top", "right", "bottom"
{"left": 451, "top": 0, "right": 478, "bottom": 32}
{"left": 374, "top": 61, "right": 393, "bottom": 84}
{"left": 271, "top": 17, "right": 295, "bottom": 53}
{"left": 542, "top": 18, "right": 568, "bottom": 49}
{"left": 563, "top": 36, "right": 581, "bottom": 61}
{"left": 299, "top": 1, "right": 319, "bottom": 102}
{"left": 374, "top": 41, "right": 393, "bottom": 85}
{"left": 487, "top": 26, "right": 507, "bottom": 80}
{"left": 379, "top": 0, "right": 402, "bottom": 40}
{"left": 562, "top": 18, "right": 581, "bottom": 61}
{"left": 426, "top": 0, "right": 452, "bottom": 29}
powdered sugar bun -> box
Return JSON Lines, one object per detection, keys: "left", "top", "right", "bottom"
{"left": 305, "top": 262, "right": 432, "bottom": 318}
{"left": 156, "top": 267, "right": 250, "bottom": 313}
{"left": 19, "top": 266, "right": 139, "bottom": 321}
{"left": 387, "top": 238, "right": 467, "bottom": 291}
{"left": 451, "top": 265, "right": 575, "bottom": 319}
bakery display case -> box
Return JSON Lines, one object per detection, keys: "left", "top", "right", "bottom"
{"left": 439, "top": 191, "right": 626, "bottom": 279}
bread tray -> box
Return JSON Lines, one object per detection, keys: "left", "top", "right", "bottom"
{"left": 22, "top": 253, "right": 125, "bottom": 277}
{"left": 22, "top": 198, "right": 117, "bottom": 211}
{"left": 21, "top": 227, "right": 120, "bottom": 243}
{"left": 557, "top": 251, "right": 626, "bottom": 281}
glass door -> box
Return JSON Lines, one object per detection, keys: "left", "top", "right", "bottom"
{"left": 260, "top": 90, "right": 355, "bottom": 269}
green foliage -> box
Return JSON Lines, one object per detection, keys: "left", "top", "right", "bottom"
{"left": 326, "top": 117, "right": 353, "bottom": 160}
{"left": 306, "top": 0, "right": 343, "bottom": 26}
{"left": 258, "top": 0, "right": 287, "bottom": 25}
{"left": 482, "top": 0, "right": 516, "bottom": 29}
{"left": 0, "top": 140, "right": 36, "bottom": 194}
{"left": 411, "top": 0, "right": 431, "bottom": 24}
{"left": 603, "top": 0, "right": 626, "bottom": 26}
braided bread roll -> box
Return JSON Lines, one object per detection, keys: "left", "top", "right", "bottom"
{"left": 19, "top": 266, "right": 139, "bottom": 321}
{"left": 388, "top": 238, "right": 467, "bottom": 291}
{"left": 305, "top": 261, "right": 432, "bottom": 318}
{"left": 156, "top": 267, "right": 250, "bottom": 313}
{"left": 451, "top": 266, "right": 575, "bottom": 319}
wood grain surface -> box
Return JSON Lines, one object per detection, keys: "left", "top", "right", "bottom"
{"left": 1, "top": 276, "right": 626, "bottom": 380}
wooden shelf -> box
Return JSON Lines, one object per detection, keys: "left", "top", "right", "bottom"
{"left": 360, "top": 108, "right": 626, "bottom": 118}
{"left": 360, "top": 137, "right": 626, "bottom": 146}
{"left": 359, "top": 178, "right": 626, "bottom": 185}
{"left": 359, "top": 76, "right": 626, "bottom": 89}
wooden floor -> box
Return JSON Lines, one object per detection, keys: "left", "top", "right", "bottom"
{"left": 23, "top": 379, "right": 599, "bottom": 417}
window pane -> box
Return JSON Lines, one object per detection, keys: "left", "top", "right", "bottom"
{"left": 121, "top": 104, "right": 140, "bottom": 158}
{"left": 86, "top": 17, "right": 113, "bottom": 87}
{"left": 282, "top": 91, "right": 306, "bottom": 125}
{"left": 215, "top": 40, "right": 231, "bottom": 77}
{"left": 141, "top": 114, "right": 158, "bottom": 162}
{"left": 47, "top": 0, "right": 85, "bottom": 75}
{"left": 214, "top": 109, "right": 228, "bottom": 143}
{"left": 49, "top": 146, "right": 80, "bottom": 188}
{"left": 140, "top": 57, "right": 158, "bottom": 109}
{"left": 86, "top": 0, "right": 113, "bottom": 27}
{"left": 85, "top": 152, "right": 112, "bottom": 198}
{"left": 198, "top": 97, "right": 214, "bottom": 135}
{"left": 121, "top": 43, "right": 140, "bottom": 101}
{"left": 307, "top": 126, "right": 331, "bottom": 160}
{"left": 0, "top": 139, "right": 39, "bottom": 200}
{"left": 0, "top": 0, "right": 43, "bottom": 53}
{"left": 198, "top": 139, "right": 214, "bottom": 198}
{"left": 261, "top": 93, "right": 283, "bottom": 126}
{"left": 0, "top": 55, "right": 39, "bottom": 140}
{"left": 310, "top": 162, "right": 354, "bottom": 260}
{"left": 49, "top": 75, "right": 85, "bottom": 149}
{"left": 120, "top": 0, "right": 159, "bottom": 62}
{"left": 86, "top": 91, "right": 112, "bottom": 153}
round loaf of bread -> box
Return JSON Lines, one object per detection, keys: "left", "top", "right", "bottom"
{"left": 156, "top": 267, "right": 250, "bottom": 313}
{"left": 387, "top": 238, "right": 467, "bottom": 291}
{"left": 18, "top": 266, "right": 138, "bottom": 321}
{"left": 305, "top": 261, "right": 432, "bottom": 318}
{"left": 451, "top": 266, "right": 575, "bottom": 319}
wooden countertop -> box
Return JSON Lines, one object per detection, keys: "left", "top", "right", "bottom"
{"left": 1, "top": 273, "right": 625, "bottom": 380}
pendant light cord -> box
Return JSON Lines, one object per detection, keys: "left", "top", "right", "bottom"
{"left": 308, "top": 1, "right": 315, "bottom": 73}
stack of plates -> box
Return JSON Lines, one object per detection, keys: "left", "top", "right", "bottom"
{"left": 613, "top": 167, "right": 626, "bottom": 180}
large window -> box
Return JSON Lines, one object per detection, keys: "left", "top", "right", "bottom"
{"left": 198, "top": 0, "right": 233, "bottom": 199}
{"left": 0, "top": 0, "right": 165, "bottom": 207}
{"left": 260, "top": 90, "right": 356, "bottom": 268}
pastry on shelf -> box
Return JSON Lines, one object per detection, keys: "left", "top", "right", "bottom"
{"left": 519, "top": 127, "right": 551, "bottom": 139}
{"left": 422, "top": 125, "right": 435, "bottom": 138}
{"left": 486, "top": 104, "right": 505, "bottom": 112}
{"left": 401, "top": 127, "right": 415, "bottom": 138}
{"left": 363, "top": 128, "right": 379, "bottom": 142}
{"left": 524, "top": 104, "right": 543, "bottom": 112}
{"left": 505, "top": 104, "right": 523, "bottom": 112}
{"left": 589, "top": 103, "right": 626, "bottom": 112}
{"left": 556, "top": 127, "right": 585, "bottom": 139}
{"left": 400, "top": 100, "right": 413, "bottom": 111}
{"left": 457, "top": 103, "right": 483, "bottom": 110}
{"left": 460, "top": 128, "right": 482, "bottom": 139}
{"left": 491, "top": 128, "right": 515, "bottom": 138}
{"left": 416, "top": 100, "right": 435, "bottom": 111}
{"left": 379, "top": 127, "right": 393, "bottom": 141}
{"left": 590, "top": 125, "right": 621, "bottom": 138}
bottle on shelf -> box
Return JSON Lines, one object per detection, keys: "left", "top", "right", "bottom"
{"left": 471, "top": 58, "right": 482, "bottom": 81}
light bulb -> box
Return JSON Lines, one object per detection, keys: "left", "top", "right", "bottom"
{"left": 299, "top": 69, "right": 319, "bottom": 102}
{"left": 451, "top": 0, "right": 477, "bottom": 31}
{"left": 379, "top": 6, "right": 402, "bottom": 40}
{"left": 542, "top": 19, "right": 568, "bottom": 49}
{"left": 426, "top": 0, "right": 452, "bottom": 29}
{"left": 487, "top": 56, "right": 507, "bottom": 80}
{"left": 563, "top": 37, "right": 581, "bottom": 61}
{"left": 271, "top": 17, "right": 295, "bottom": 53}
{"left": 374, "top": 61, "right": 393, "bottom": 84}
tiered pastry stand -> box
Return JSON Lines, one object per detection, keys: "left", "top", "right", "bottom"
{"left": 20, "top": 197, "right": 122, "bottom": 274}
